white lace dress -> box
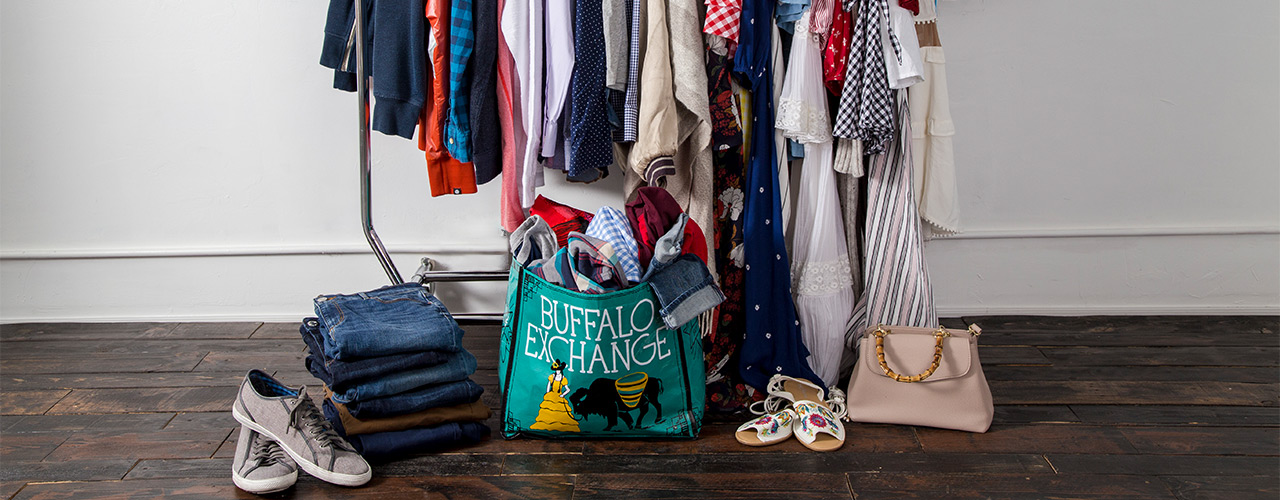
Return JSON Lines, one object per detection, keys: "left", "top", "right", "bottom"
{"left": 775, "top": 9, "right": 855, "bottom": 387}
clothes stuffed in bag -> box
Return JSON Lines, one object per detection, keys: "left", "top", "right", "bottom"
{"left": 640, "top": 213, "right": 725, "bottom": 329}
{"left": 626, "top": 186, "right": 708, "bottom": 271}
{"left": 527, "top": 232, "right": 630, "bottom": 294}
{"left": 509, "top": 215, "right": 559, "bottom": 268}
{"left": 529, "top": 195, "right": 595, "bottom": 248}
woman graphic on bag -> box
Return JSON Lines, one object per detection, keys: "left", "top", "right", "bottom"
{"left": 530, "top": 359, "right": 580, "bottom": 432}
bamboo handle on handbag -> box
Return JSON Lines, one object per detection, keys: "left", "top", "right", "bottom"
{"left": 871, "top": 326, "right": 950, "bottom": 383}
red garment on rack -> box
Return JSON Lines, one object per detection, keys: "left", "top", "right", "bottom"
{"left": 898, "top": 0, "right": 919, "bottom": 15}
{"left": 823, "top": 1, "right": 852, "bottom": 96}
{"left": 421, "top": 0, "right": 479, "bottom": 197}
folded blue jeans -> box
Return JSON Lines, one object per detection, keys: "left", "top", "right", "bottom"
{"left": 345, "top": 422, "right": 490, "bottom": 461}
{"left": 314, "top": 283, "right": 463, "bottom": 360}
{"left": 331, "top": 350, "right": 477, "bottom": 403}
{"left": 645, "top": 254, "right": 726, "bottom": 329}
{"left": 343, "top": 378, "right": 485, "bottom": 419}
{"left": 300, "top": 318, "right": 451, "bottom": 389}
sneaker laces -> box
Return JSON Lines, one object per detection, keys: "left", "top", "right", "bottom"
{"left": 288, "top": 392, "right": 355, "bottom": 452}
{"left": 251, "top": 435, "right": 291, "bottom": 467}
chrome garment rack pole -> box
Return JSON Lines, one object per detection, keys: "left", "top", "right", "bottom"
{"left": 351, "top": 0, "right": 506, "bottom": 321}
{"left": 353, "top": 0, "right": 402, "bottom": 284}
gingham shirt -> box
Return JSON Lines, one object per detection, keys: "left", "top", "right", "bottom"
{"left": 585, "top": 206, "right": 642, "bottom": 282}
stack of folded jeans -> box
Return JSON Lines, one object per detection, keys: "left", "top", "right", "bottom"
{"left": 300, "top": 283, "right": 490, "bottom": 461}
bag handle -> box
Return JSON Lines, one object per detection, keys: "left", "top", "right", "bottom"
{"left": 871, "top": 325, "right": 952, "bottom": 383}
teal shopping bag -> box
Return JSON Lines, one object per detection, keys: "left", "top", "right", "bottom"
{"left": 499, "top": 262, "right": 705, "bottom": 439}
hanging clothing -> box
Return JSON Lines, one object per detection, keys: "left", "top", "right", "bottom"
{"left": 604, "top": 0, "right": 630, "bottom": 91}
{"left": 540, "top": 0, "right": 575, "bottom": 159}
{"left": 619, "top": 0, "right": 642, "bottom": 143}
{"left": 880, "top": 1, "right": 923, "bottom": 89}
{"left": 628, "top": 0, "right": 678, "bottom": 179}
{"left": 445, "top": 0, "right": 476, "bottom": 162}
{"left": 501, "top": 0, "right": 546, "bottom": 208}
{"left": 776, "top": 10, "right": 854, "bottom": 387}
{"left": 703, "top": 0, "right": 742, "bottom": 43}
{"left": 734, "top": 0, "right": 821, "bottom": 391}
{"left": 832, "top": 0, "right": 899, "bottom": 154}
{"left": 567, "top": 0, "right": 614, "bottom": 181}
{"left": 822, "top": 1, "right": 851, "bottom": 95}
{"left": 847, "top": 92, "right": 938, "bottom": 348}
{"left": 423, "top": 0, "right": 479, "bottom": 196}
{"left": 704, "top": 52, "right": 759, "bottom": 413}
{"left": 910, "top": 18, "right": 960, "bottom": 237}
{"left": 470, "top": 0, "right": 503, "bottom": 184}
{"left": 321, "top": 0, "right": 428, "bottom": 141}
{"left": 496, "top": 0, "right": 527, "bottom": 231}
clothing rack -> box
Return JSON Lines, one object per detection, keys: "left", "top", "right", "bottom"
{"left": 351, "top": 0, "right": 507, "bottom": 322}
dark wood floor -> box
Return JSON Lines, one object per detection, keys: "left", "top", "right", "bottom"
{"left": 1, "top": 316, "right": 1277, "bottom": 499}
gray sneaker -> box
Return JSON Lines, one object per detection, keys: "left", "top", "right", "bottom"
{"left": 231, "top": 370, "right": 371, "bottom": 487}
{"left": 231, "top": 426, "right": 297, "bottom": 494}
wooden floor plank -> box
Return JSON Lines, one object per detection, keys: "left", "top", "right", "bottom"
{"left": 192, "top": 351, "right": 306, "bottom": 372}
{"left": 159, "top": 323, "right": 262, "bottom": 339}
{"left": 974, "top": 346, "right": 1050, "bottom": 364}
{"left": 1119, "top": 427, "right": 1280, "bottom": 456}
{"left": 1161, "top": 475, "right": 1279, "bottom": 500}
{"left": 502, "top": 452, "right": 1051, "bottom": 475}
{"left": 248, "top": 322, "right": 301, "bottom": 339}
{"left": 1071, "top": 406, "right": 1280, "bottom": 426}
{"left": 0, "top": 391, "right": 69, "bottom": 416}
{"left": 984, "top": 366, "right": 1279, "bottom": 383}
{"left": 978, "top": 331, "right": 1280, "bottom": 348}
{"left": 0, "top": 460, "right": 135, "bottom": 482}
{"left": 915, "top": 424, "right": 1137, "bottom": 454}
{"left": 578, "top": 423, "right": 919, "bottom": 455}
{"left": 0, "top": 482, "right": 26, "bottom": 500}
{"left": 0, "top": 339, "right": 302, "bottom": 356}
{"left": 48, "top": 387, "right": 239, "bottom": 414}
{"left": 370, "top": 454, "right": 505, "bottom": 476}
{"left": 3, "top": 414, "right": 174, "bottom": 434}
{"left": 1046, "top": 454, "right": 1280, "bottom": 476}
{"left": 0, "top": 323, "right": 177, "bottom": 341}
{"left": 162, "top": 412, "right": 236, "bottom": 432}
{"left": 846, "top": 473, "right": 1175, "bottom": 499}
{"left": 993, "top": 405, "right": 1080, "bottom": 423}
{"left": 0, "top": 434, "right": 72, "bottom": 461}
{"left": 43, "top": 430, "right": 230, "bottom": 461}
{"left": 2, "top": 372, "right": 248, "bottom": 390}
{"left": 13, "top": 476, "right": 576, "bottom": 500}
{"left": 122, "top": 458, "right": 231, "bottom": 480}
{"left": 989, "top": 381, "right": 1279, "bottom": 406}
{"left": 1, "top": 354, "right": 206, "bottom": 375}
{"left": 572, "top": 473, "right": 852, "bottom": 499}
{"left": 1038, "top": 347, "right": 1279, "bottom": 367}
{"left": 960, "top": 316, "right": 1279, "bottom": 334}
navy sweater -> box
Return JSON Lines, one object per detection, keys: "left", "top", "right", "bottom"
{"left": 321, "top": 0, "right": 427, "bottom": 140}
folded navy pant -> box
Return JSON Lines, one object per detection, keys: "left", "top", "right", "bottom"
{"left": 344, "top": 422, "right": 490, "bottom": 461}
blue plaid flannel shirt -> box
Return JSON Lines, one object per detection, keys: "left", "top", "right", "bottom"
{"left": 445, "top": 0, "right": 474, "bottom": 162}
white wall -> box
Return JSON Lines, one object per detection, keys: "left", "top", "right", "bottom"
{"left": 1, "top": 0, "right": 1277, "bottom": 322}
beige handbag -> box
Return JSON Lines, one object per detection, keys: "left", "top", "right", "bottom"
{"left": 845, "top": 325, "right": 993, "bottom": 433}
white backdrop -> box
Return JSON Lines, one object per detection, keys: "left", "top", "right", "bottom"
{"left": 2, "top": 0, "right": 1277, "bottom": 322}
